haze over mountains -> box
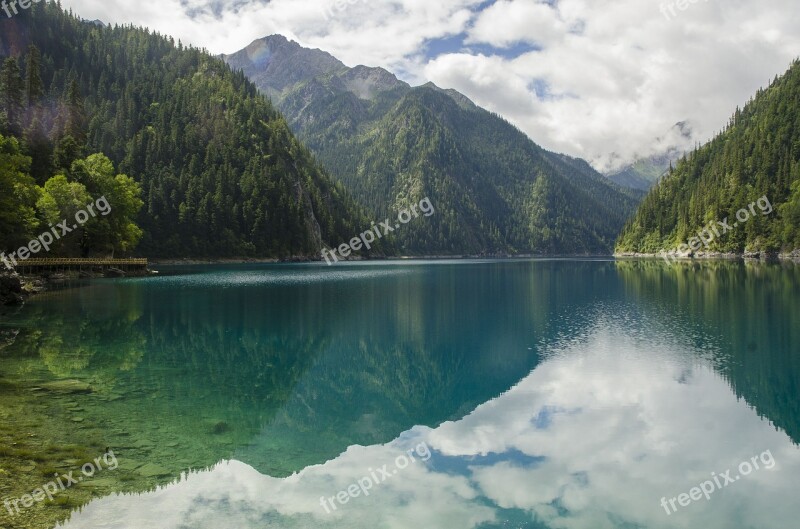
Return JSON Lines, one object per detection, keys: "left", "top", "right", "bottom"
{"left": 224, "top": 35, "right": 642, "bottom": 255}
{"left": 606, "top": 122, "right": 695, "bottom": 191}
{"left": 617, "top": 60, "right": 800, "bottom": 257}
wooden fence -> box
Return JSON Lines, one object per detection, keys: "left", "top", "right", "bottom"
{"left": 13, "top": 258, "right": 148, "bottom": 274}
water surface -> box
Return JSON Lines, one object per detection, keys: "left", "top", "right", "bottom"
{"left": 0, "top": 259, "right": 798, "bottom": 529}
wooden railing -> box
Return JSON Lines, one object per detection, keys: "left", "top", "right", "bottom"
{"left": 13, "top": 258, "right": 148, "bottom": 271}
{"left": 18, "top": 258, "right": 147, "bottom": 266}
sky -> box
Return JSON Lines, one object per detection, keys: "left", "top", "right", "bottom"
{"left": 60, "top": 0, "right": 800, "bottom": 172}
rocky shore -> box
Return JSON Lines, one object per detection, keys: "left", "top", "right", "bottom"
{"left": 0, "top": 268, "right": 153, "bottom": 307}
{"left": 615, "top": 249, "right": 800, "bottom": 261}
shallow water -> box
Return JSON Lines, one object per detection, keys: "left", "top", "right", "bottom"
{"left": 0, "top": 259, "right": 798, "bottom": 528}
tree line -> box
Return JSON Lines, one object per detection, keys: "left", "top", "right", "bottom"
{"left": 0, "top": 43, "right": 143, "bottom": 259}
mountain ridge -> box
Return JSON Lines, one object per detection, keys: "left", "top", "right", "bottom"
{"left": 224, "top": 35, "right": 642, "bottom": 255}
{"left": 0, "top": 6, "right": 379, "bottom": 259}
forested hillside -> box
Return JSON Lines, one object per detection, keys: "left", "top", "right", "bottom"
{"left": 0, "top": 3, "right": 373, "bottom": 259}
{"left": 226, "top": 36, "right": 641, "bottom": 255}
{"left": 617, "top": 61, "right": 800, "bottom": 255}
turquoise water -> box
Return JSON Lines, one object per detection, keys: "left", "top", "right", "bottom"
{"left": 1, "top": 259, "right": 799, "bottom": 528}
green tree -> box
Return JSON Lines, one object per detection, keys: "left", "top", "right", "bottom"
{"left": 0, "top": 134, "right": 40, "bottom": 251}
{"left": 0, "top": 58, "right": 24, "bottom": 135}
{"left": 36, "top": 174, "right": 93, "bottom": 255}
{"left": 23, "top": 45, "right": 44, "bottom": 108}
{"left": 63, "top": 76, "right": 87, "bottom": 142}
{"left": 70, "top": 153, "right": 144, "bottom": 255}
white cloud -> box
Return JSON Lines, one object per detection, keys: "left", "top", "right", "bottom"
{"left": 466, "top": 0, "right": 567, "bottom": 48}
{"left": 57, "top": 317, "right": 800, "bottom": 529}
{"left": 61, "top": 0, "right": 800, "bottom": 171}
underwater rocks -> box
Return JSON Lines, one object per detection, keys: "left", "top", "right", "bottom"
{"left": 39, "top": 380, "right": 94, "bottom": 394}
{"left": 0, "top": 272, "right": 24, "bottom": 305}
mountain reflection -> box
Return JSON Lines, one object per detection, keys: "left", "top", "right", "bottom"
{"left": 3, "top": 260, "right": 799, "bottom": 529}
{"left": 57, "top": 311, "right": 800, "bottom": 529}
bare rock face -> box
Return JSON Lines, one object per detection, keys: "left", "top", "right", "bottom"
{"left": 222, "top": 35, "right": 347, "bottom": 98}
{"left": 0, "top": 272, "right": 24, "bottom": 306}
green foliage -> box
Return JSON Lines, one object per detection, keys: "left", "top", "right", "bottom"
{"left": 0, "top": 134, "right": 39, "bottom": 250}
{"left": 0, "top": 58, "right": 24, "bottom": 136}
{"left": 71, "top": 154, "right": 145, "bottom": 254}
{"left": 617, "top": 60, "right": 800, "bottom": 254}
{"left": 0, "top": 32, "right": 145, "bottom": 260}
{"left": 36, "top": 174, "right": 94, "bottom": 255}
{"left": 31, "top": 153, "right": 144, "bottom": 256}
{"left": 779, "top": 180, "right": 800, "bottom": 249}
{"left": 269, "top": 65, "right": 641, "bottom": 255}
{"left": 0, "top": 2, "right": 374, "bottom": 258}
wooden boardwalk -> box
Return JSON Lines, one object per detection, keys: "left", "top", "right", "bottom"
{"left": 14, "top": 258, "right": 148, "bottom": 273}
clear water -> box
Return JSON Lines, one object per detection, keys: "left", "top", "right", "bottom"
{"left": 0, "top": 259, "right": 798, "bottom": 529}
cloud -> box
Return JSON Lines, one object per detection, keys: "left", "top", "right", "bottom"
{"left": 466, "top": 0, "right": 568, "bottom": 48}
{"left": 58, "top": 316, "right": 800, "bottom": 529}
{"left": 61, "top": 0, "right": 800, "bottom": 171}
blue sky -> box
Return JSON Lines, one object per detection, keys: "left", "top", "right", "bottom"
{"left": 62, "top": 0, "right": 800, "bottom": 172}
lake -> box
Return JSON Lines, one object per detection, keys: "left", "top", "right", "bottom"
{"left": 0, "top": 259, "right": 798, "bottom": 529}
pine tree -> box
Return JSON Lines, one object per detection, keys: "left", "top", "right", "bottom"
{"left": 0, "top": 58, "right": 24, "bottom": 135}
{"left": 63, "top": 77, "right": 86, "bottom": 142}
{"left": 23, "top": 45, "right": 44, "bottom": 108}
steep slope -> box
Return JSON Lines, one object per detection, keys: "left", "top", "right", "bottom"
{"left": 617, "top": 61, "right": 800, "bottom": 256}
{"left": 224, "top": 36, "right": 641, "bottom": 255}
{"left": 0, "top": 5, "right": 372, "bottom": 258}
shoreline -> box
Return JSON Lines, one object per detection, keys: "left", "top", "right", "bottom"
{"left": 148, "top": 253, "right": 612, "bottom": 266}
{"left": 1, "top": 268, "right": 153, "bottom": 307}
{"left": 614, "top": 249, "right": 800, "bottom": 262}
{"left": 5, "top": 251, "right": 799, "bottom": 307}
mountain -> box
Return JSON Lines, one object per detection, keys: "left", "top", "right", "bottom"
{"left": 224, "top": 36, "right": 642, "bottom": 255}
{"left": 606, "top": 122, "right": 694, "bottom": 191}
{"left": 607, "top": 153, "right": 674, "bottom": 191}
{"left": 616, "top": 61, "right": 800, "bottom": 256}
{"left": 0, "top": 5, "right": 374, "bottom": 259}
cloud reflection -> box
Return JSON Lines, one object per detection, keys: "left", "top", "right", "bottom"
{"left": 58, "top": 316, "right": 800, "bottom": 529}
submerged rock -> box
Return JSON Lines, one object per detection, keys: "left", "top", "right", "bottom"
{"left": 136, "top": 463, "right": 171, "bottom": 478}
{"left": 0, "top": 328, "right": 19, "bottom": 350}
{"left": 40, "top": 380, "right": 93, "bottom": 394}
{"left": 211, "top": 421, "right": 231, "bottom": 435}
{"left": 80, "top": 477, "right": 117, "bottom": 489}
{"left": 0, "top": 272, "right": 24, "bottom": 305}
